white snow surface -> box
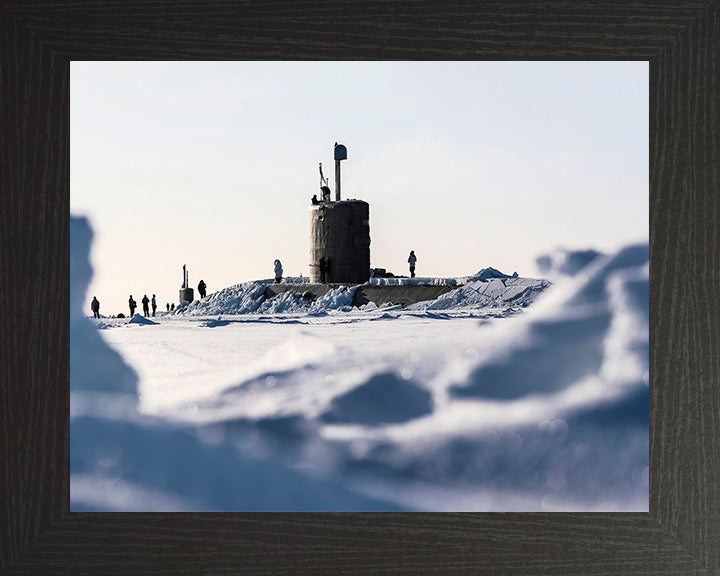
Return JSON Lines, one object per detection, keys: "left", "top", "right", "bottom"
{"left": 71, "top": 216, "right": 648, "bottom": 512}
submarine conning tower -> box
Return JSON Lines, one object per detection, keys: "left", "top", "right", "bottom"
{"left": 309, "top": 143, "right": 371, "bottom": 284}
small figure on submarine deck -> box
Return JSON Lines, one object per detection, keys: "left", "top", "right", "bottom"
{"left": 408, "top": 250, "right": 417, "bottom": 278}
{"left": 311, "top": 194, "right": 319, "bottom": 205}
{"left": 319, "top": 256, "right": 329, "bottom": 283}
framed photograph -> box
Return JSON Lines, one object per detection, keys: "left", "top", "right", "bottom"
{"left": 69, "top": 60, "right": 650, "bottom": 516}
{"left": 2, "top": 1, "right": 717, "bottom": 574}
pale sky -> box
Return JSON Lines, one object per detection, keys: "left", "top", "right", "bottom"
{"left": 71, "top": 61, "right": 648, "bottom": 316}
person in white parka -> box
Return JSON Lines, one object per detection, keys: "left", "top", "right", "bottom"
{"left": 408, "top": 250, "right": 417, "bottom": 278}
{"left": 274, "top": 259, "right": 283, "bottom": 283}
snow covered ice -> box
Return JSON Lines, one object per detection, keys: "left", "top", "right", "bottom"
{"left": 70, "top": 216, "right": 649, "bottom": 512}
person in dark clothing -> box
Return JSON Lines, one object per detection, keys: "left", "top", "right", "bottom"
{"left": 91, "top": 296, "right": 100, "bottom": 319}
{"left": 311, "top": 194, "right": 319, "bottom": 205}
{"left": 274, "top": 260, "right": 283, "bottom": 283}
{"left": 408, "top": 250, "right": 417, "bottom": 278}
{"left": 170, "top": 303, "right": 175, "bottom": 311}
{"left": 129, "top": 295, "right": 137, "bottom": 317}
{"left": 166, "top": 302, "right": 170, "bottom": 312}
{"left": 319, "top": 257, "right": 328, "bottom": 283}
{"left": 198, "top": 279, "right": 207, "bottom": 299}
{"left": 142, "top": 294, "right": 150, "bottom": 317}
{"left": 151, "top": 294, "right": 157, "bottom": 317}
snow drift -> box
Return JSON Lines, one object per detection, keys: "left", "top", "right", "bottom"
{"left": 71, "top": 215, "right": 648, "bottom": 511}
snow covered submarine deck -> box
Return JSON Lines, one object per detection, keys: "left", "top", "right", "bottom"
{"left": 264, "top": 282, "right": 457, "bottom": 309}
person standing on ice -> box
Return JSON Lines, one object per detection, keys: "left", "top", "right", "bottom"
{"left": 91, "top": 296, "right": 100, "bottom": 319}
{"left": 197, "top": 279, "right": 207, "bottom": 299}
{"left": 408, "top": 250, "right": 417, "bottom": 278}
{"left": 151, "top": 294, "right": 157, "bottom": 317}
{"left": 274, "top": 259, "right": 283, "bottom": 283}
{"left": 128, "top": 295, "right": 137, "bottom": 317}
{"left": 141, "top": 294, "right": 150, "bottom": 317}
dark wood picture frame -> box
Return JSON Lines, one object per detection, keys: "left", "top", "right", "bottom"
{"left": 2, "top": 1, "right": 718, "bottom": 574}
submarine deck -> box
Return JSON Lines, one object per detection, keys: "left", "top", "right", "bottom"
{"left": 264, "top": 283, "right": 457, "bottom": 309}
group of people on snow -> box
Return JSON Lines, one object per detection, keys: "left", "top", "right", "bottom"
{"left": 92, "top": 279, "right": 209, "bottom": 319}
{"left": 125, "top": 292, "right": 181, "bottom": 318}
{"left": 92, "top": 279, "right": 210, "bottom": 319}
{"left": 127, "top": 294, "right": 158, "bottom": 317}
